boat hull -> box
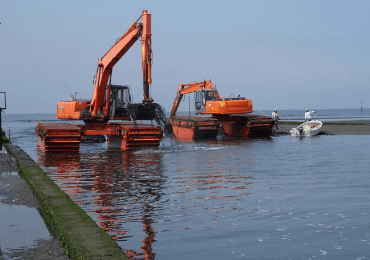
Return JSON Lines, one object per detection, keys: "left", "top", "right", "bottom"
{"left": 290, "top": 120, "right": 322, "bottom": 137}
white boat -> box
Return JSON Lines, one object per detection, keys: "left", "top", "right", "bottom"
{"left": 290, "top": 120, "right": 323, "bottom": 137}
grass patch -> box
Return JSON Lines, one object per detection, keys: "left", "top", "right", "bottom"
{"left": 2, "top": 128, "right": 8, "bottom": 140}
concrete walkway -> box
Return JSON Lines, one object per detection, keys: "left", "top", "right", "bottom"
{"left": 0, "top": 145, "right": 67, "bottom": 260}
{"left": 1, "top": 133, "right": 129, "bottom": 260}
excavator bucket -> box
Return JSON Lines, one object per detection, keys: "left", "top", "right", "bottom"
{"left": 128, "top": 103, "right": 158, "bottom": 121}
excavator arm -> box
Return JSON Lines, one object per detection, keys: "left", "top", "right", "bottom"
{"left": 57, "top": 10, "right": 155, "bottom": 122}
{"left": 170, "top": 79, "right": 221, "bottom": 117}
{"left": 90, "top": 10, "right": 153, "bottom": 118}
{"left": 141, "top": 12, "right": 153, "bottom": 103}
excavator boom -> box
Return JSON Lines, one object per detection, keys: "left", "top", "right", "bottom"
{"left": 90, "top": 20, "right": 142, "bottom": 117}
{"left": 90, "top": 10, "right": 153, "bottom": 118}
{"left": 170, "top": 80, "right": 221, "bottom": 117}
{"left": 141, "top": 11, "right": 153, "bottom": 103}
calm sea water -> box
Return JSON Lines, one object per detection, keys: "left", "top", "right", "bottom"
{"left": 1, "top": 110, "right": 370, "bottom": 259}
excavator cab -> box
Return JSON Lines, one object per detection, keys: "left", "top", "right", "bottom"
{"left": 109, "top": 85, "right": 132, "bottom": 120}
{"left": 108, "top": 85, "right": 157, "bottom": 121}
{"left": 195, "top": 89, "right": 218, "bottom": 114}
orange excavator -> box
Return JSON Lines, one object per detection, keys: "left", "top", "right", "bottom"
{"left": 57, "top": 10, "right": 156, "bottom": 123}
{"left": 169, "top": 79, "right": 274, "bottom": 139}
{"left": 37, "top": 10, "right": 163, "bottom": 152}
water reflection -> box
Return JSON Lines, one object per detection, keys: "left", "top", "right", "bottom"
{"left": 7, "top": 114, "right": 370, "bottom": 259}
{"left": 172, "top": 134, "right": 273, "bottom": 147}
{"left": 37, "top": 138, "right": 258, "bottom": 259}
{"left": 39, "top": 153, "right": 82, "bottom": 195}
{"left": 39, "top": 150, "right": 165, "bottom": 259}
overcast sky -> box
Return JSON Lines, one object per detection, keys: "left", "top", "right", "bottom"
{"left": 1, "top": 0, "right": 369, "bottom": 114}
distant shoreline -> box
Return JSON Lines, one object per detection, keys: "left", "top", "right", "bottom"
{"left": 276, "top": 121, "right": 370, "bottom": 135}
{"left": 279, "top": 120, "right": 370, "bottom": 125}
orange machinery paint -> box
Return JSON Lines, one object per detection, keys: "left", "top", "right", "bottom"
{"left": 36, "top": 121, "right": 162, "bottom": 152}
{"left": 169, "top": 80, "right": 274, "bottom": 139}
{"left": 56, "top": 100, "right": 89, "bottom": 120}
{"left": 38, "top": 10, "right": 162, "bottom": 152}
{"left": 218, "top": 114, "right": 275, "bottom": 137}
{"left": 203, "top": 99, "right": 253, "bottom": 115}
{"left": 169, "top": 116, "right": 220, "bottom": 139}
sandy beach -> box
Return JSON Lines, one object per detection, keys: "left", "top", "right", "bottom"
{"left": 275, "top": 120, "right": 370, "bottom": 135}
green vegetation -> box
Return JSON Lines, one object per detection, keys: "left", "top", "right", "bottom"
{"left": 1, "top": 128, "right": 10, "bottom": 152}
{"left": 7, "top": 144, "right": 129, "bottom": 260}
{"left": 2, "top": 134, "right": 8, "bottom": 142}
{"left": 38, "top": 126, "right": 46, "bottom": 138}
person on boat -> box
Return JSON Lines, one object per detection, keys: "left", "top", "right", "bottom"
{"left": 272, "top": 109, "right": 280, "bottom": 129}
{"left": 305, "top": 109, "right": 316, "bottom": 122}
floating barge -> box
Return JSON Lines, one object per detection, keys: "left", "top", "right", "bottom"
{"left": 169, "top": 116, "right": 220, "bottom": 139}
{"left": 36, "top": 121, "right": 163, "bottom": 152}
{"left": 169, "top": 114, "right": 274, "bottom": 140}
{"left": 220, "top": 114, "right": 275, "bottom": 137}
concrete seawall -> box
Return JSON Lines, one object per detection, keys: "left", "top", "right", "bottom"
{"left": 2, "top": 133, "right": 129, "bottom": 260}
